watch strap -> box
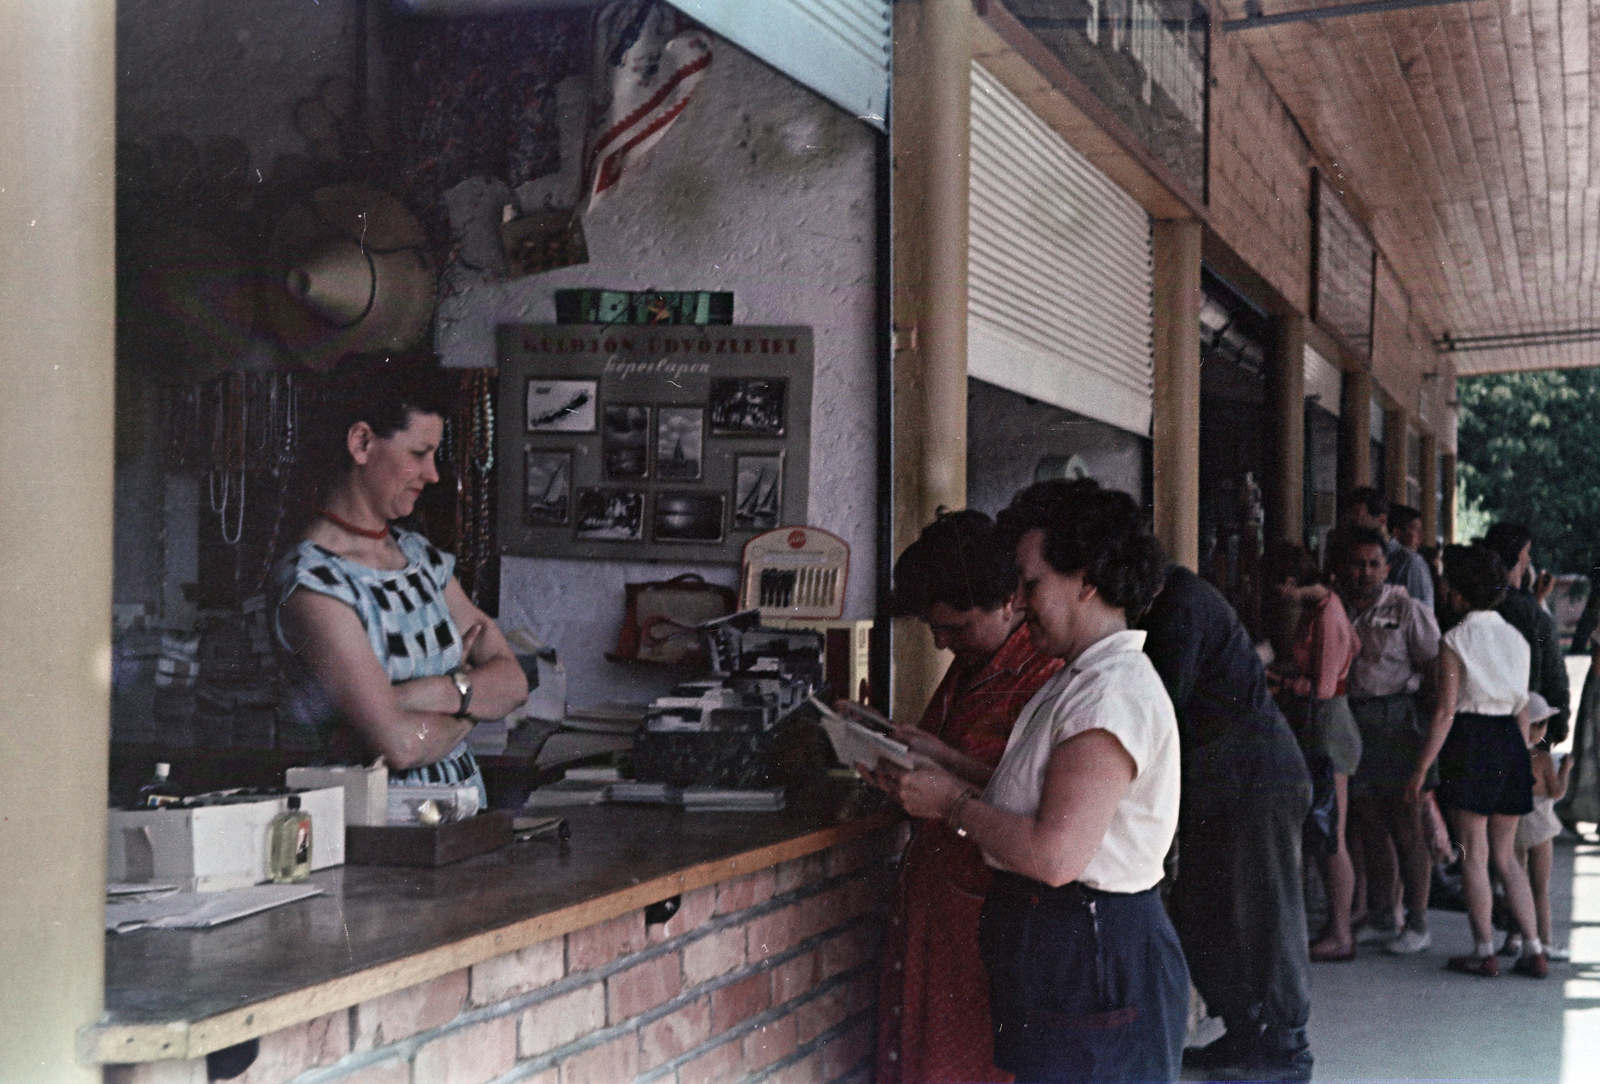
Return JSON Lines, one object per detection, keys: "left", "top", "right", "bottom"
{"left": 450, "top": 670, "right": 473, "bottom": 718}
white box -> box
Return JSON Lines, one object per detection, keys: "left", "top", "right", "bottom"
{"left": 107, "top": 787, "right": 344, "bottom": 892}
{"left": 286, "top": 763, "right": 388, "bottom": 826}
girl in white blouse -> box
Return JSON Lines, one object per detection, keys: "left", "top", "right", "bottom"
{"left": 1408, "top": 544, "right": 1544, "bottom": 978}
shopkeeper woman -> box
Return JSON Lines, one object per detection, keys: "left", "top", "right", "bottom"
{"left": 864, "top": 480, "right": 1189, "bottom": 1083}
{"left": 272, "top": 363, "right": 527, "bottom": 805}
{"left": 872, "top": 510, "right": 1063, "bottom": 1084}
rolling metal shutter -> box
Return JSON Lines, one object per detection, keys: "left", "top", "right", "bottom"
{"left": 968, "top": 63, "right": 1155, "bottom": 436}
{"left": 670, "top": 0, "right": 891, "bottom": 128}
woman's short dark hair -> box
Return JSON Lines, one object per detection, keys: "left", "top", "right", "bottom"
{"left": 995, "top": 480, "right": 1167, "bottom": 619}
{"left": 328, "top": 355, "right": 454, "bottom": 445}
{"left": 1264, "top": 540, "right": 1322, "bottom": 587}
{"left": 281, "top": 355, "right": 456, "bottom": 534}
{"left": 888, "top": 509, "right": 1017, "bottom": 616}
{"left": 1442, "top": 544, "right": 1506, "bottom": 611}
{"left": 306, "top": 355, "right": 455, "bottom": 479}
{"left": 1481, "top": 521, "right": 1532, "bottom": 572}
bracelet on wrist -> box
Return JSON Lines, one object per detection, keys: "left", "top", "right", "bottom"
{"left": 946, "top": 789, "right": 978, "bottom": 837}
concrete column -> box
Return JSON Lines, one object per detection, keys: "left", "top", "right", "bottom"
{"left": 890, "top": 0, "right": 971, "bottom": 721}
{"left": 1385, "top": 407, "right": 1409, "bottom": 506}
{"left": 1419, "top": 432, "right": 1439, "bottom": 545}
{"left": 1339, "top": 369, "right": 1372, "bottom": 509}
{"left": 1440, "top": 453, "right": 1457, "bottom": 543}
{"left": 1271, "top": 314, "right": 1307, "bottom": 544}
{"left": 1151, "top": 220, "right": 1202, "bottom": 570}
{"left": 0, "top": 3, "right": 116, "bottom": 1081}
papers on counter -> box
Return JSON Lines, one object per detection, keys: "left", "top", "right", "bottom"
{"left": 683, "top": 786, "right": 785, "bottom": 811}
{"left": 563, "top": 702, "right": 647, "bottom": 734}
{"left": 521, "top": 774, "right": 786, "bottom": 812}
{"left": 105, "top": 883, "right": 324, "bottom": 933}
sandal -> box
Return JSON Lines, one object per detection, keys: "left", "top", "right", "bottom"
{"left": 1511, "top": 952, "right": 1549, "bottom": 979}
{"left": 1309, "top": 941, "right": 1356, "bottom": 962}
{"left": 1446, "top": 953, "right": 1500, "bottom": 977}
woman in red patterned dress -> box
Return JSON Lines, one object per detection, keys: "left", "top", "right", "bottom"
{"left": 873, "top": 511, "right": 1063, "bottom": 1084}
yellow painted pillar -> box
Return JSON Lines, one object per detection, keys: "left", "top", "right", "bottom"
{"left": 1272, "top": 315, "right": 1307, "bottom": 544}
{"left": 1150, "top": 220, "right": 1202, "bottom": 570}
{"left": 1339, "top": 369, "right": 1372, "bottom": 507}
{"left": 0, "top": 2, "right": 115, "bottom": 1080}
{"left": 1385, "top": 407, "right": 1409, "bottom": 507}
{"left": 890, "top": 0, "right": 972, "bottom": 721}
{"left": 1419, "top": 432, "right": 1439, "bottom": 545}
{"left": 1441, "top": 453, "right": 1457, "bottom": 543}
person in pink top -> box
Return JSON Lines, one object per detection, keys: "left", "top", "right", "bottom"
{"left": 1264, "top": 542, "right": 1361, "bottom": 962}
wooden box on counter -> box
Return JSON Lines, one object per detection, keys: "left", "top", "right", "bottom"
{"left": 345, "top": 810, "right": 514, "bottom": 867}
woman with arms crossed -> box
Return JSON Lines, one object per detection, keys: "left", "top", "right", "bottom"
{"left": 865, "top": 481, "right": 1188, "bottom": 1083}
{"left": 273, "top": 365, "right": 528, "bottom": 805}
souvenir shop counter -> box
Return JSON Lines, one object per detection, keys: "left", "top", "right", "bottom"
{"left": 87, "top": 785, "right": 898, "bottom": 1070}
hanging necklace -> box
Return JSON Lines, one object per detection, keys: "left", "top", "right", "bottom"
{"left": 320, "top": 508, "right": 389, "bottom": 540}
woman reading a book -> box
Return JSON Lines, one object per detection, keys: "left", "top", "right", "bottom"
{"left": 863, "top": 482, "right": 1188, "bottom": 1083}
{"left": 867, "top": 510, "right": 1062, "bottom": 1084}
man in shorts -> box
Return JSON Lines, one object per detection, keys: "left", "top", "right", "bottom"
{"left": 1336, "top": 525, "right": 1441, "bottom": 953}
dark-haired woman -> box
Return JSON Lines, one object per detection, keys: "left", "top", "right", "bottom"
{"left": 866, "top": 482, "right": 1188, "bottom": 1083}
{"left": 272, "top": 368, "right": 528, "bottom": 806}
{"left": 1407, "top": 544, "right": 1544, "bottom": 978}
{"left": 873, "top": 511, "right": 1063, "bottom": 1084}
{"left": 1263, "top": 541, "right": 1360, "bottom": 961}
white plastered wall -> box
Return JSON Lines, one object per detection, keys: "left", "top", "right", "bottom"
{"left": 434, "top": 39, "right": 882, "bottom": 709}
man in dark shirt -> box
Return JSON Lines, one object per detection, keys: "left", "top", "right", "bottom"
{"left": 1141, "top": 564, "right": 1314, "bottom": 1083}
{"left": 1482, "top": 522, "right": 1570, "bottom": 743}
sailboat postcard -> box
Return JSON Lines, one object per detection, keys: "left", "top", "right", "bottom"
{"left": 656, "top": 406, "right": 704, "bottom": 481}
{"left": 734, "top": 454, "right": 784, "bottom": 530}
{"left": 524, "top": 448, "right": 571, "bottom": 525}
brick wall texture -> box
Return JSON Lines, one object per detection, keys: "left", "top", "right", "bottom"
{"left": 109, "top": 826, "right": 896, "bottom": 1084}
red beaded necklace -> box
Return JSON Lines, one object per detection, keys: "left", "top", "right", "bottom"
{"left": 319, "top": 508, "right": 389, "bottom": 540}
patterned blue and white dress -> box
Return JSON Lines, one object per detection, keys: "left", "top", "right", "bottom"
{"left": 272, "top": 527, "right": 484, "bottom": 802}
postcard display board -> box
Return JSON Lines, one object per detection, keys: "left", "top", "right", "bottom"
{"left": 497, "top": 325, "right": 812, "bottom": 563}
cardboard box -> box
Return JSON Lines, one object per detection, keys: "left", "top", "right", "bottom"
{"left": 286, "top": 763, "right": 388, "bottom": 826}
{"left": 107, "top": 787, "right": 344, "bottom": 892}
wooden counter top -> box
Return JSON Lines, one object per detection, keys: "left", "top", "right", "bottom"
{"left": 86, "top": 786, "right": 895, "bottom": 1064}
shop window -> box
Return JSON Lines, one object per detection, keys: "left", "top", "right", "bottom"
{"left": 966, "top": 379, "right": 1149, "bottom": 518}
{"left": 1198, "top": 267, "right": 1272, "bottom": 637}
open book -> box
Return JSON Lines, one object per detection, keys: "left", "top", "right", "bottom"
{"left": 809, "top": 696, "right": 916, "bottom": 772}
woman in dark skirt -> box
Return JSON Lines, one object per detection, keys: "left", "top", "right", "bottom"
{"left": 1407, "top": 544, "right": 1545, "bottom": 978}
{"left": 863, "top": 481, "right": 1189, "bottom": 1083}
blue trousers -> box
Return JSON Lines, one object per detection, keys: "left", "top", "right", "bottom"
{"left": 979, "top": 872, "right": 1190, "bottom": 1083}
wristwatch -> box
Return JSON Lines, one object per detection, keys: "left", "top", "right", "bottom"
{"left": 449, "top": 670, "right": 473, "bottom": 719}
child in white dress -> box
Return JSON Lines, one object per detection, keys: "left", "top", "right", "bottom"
{"left": 1501, "top": 692, "right": 1574, "bottom": 961}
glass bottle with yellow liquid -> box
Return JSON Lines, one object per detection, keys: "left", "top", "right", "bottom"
{"left": 268, "top": 795, "right": 313, "bottom": 883}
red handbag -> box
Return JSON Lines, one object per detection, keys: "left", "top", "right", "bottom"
{"left": 607, "top": 573, "right": 737, "bottom": 665}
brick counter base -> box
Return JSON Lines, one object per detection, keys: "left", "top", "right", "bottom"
{"left": 106, "top": 825, "right": 901, "bottom": 1084}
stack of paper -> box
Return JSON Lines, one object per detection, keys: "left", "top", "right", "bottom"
{"left": 105, "top": 883, "right": 323, "bottom": 933}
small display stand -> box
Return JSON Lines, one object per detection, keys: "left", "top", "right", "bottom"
{"left": 739, "top": 526, "right": 848, "bottom": 620}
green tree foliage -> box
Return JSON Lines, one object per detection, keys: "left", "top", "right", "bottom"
{"left": 1456, "top": 369, "right": 1600, "bottom": 573}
